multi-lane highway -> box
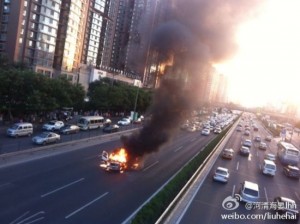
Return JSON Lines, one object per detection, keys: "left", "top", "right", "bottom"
{"left": 178, "top": 118, "right": 300, "bottom": 224}
{"left": 0, "top": 126, "right": 218, "bottom": 224}
{"left": 0, "top": 120, "right": 136, "bottom": 154}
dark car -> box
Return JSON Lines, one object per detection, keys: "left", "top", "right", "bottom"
{"left": 59, "top": 124, "right": 80, "bottom": 134}
{"left": 273, "top": 197, "right": 299, "bottom": 221}
{"left": 283, "top": 165, "right": 300, "bottom": 180}
{"left": 103, "top": 124, "right": 120, "bottom": 133}
{"left": 240, "top": 146, "right": 250, "bottom": 156}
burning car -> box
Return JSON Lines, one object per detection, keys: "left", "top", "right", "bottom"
{"left": 100, "top": 148, "right": 142, "bottom": 172}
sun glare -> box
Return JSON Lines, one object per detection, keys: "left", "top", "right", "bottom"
{"left": 215, "top": 0, "right": 300, "bottom": 108}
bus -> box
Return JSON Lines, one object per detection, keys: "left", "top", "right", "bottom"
{"left": 77, "top": 116, "right": 105, "bottom": 130}
{"left": 277, "top": 141, "right": 300, "bottom": 166}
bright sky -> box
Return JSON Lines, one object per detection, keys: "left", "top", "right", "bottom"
{"left": 215, "top": 0, "right": 300, "bottom": 108}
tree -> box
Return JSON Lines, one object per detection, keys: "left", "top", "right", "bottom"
{"left": 87, "top": 79, "right": 152, "bottom": 113}
{"left": 0, "top": 68, "right": 86, "bottom": 120}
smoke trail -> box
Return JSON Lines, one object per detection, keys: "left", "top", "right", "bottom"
{"left": 122, "top": 0, "right": 264, "bottom": 158}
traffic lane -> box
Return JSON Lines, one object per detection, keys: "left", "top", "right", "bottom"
{"left": 0, "top": 130, "right": 216, "bottom": 223}
{"left": 180, "top": 158, "right": 271, "bottom": 223}
{"left": 59, "top": 130, "right": 218, "bottom": 223}
{"left": 0, "top": 124, "right": 139, "bottom": 154}
{"left": 180, "top": 138, "right": 300, "bottom": 224}
{"left": 255, "top": 137, "right": 300, "bottom": 203}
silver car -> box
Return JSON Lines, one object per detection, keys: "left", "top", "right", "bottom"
{"left": 32, "top": 132, "right": 61, "bottom": 145}
{"left": 213, "top": 167, "right": 230, "bottom": 183}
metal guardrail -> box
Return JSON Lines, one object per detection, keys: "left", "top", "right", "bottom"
{"left": 0, "top": 128, "right": 140, "bottom": 168}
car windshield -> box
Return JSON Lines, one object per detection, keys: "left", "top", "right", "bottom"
{"left": 39, "top": 133, "right": 49, "bottom": 138}
{"left": 216, "top": 169, "right": 227, "bottom": 175}
{"left": 244, "top": 188, "right": 259, "bottom": 197}
{"left": 266, "top": 164, "right": 275, "bottom": 169}
{"left": 48, "top": 121, "right": 56, "bottom": 125}
{"left": 10, "top": 124, "right": 19, "bottom": 130}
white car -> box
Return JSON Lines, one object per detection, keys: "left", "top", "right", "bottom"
{"left": 201, "top": 128, "right": 210, "bottom": 136}
{"left": 264, "top": 153, "right": 276, "bottom": 162}
{"left": 42, "top": 120, "right": 64, "bottom": 131}
{"left": 222, "top": 148, "right": 234, "bottom": 159}
{"left": 214, "top": 127, "right": 222, "bottom": 134}
{"left": 213, "top": 167, "right": 230, "bottom": 183}
{"left": 117, "top": 118, "right": 131, "bottom": 126}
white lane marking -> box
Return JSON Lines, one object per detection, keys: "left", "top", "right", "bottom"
{"left": 256, "top": 151, "right": 259, "bottom": 157}
{"left": 9, "top": 211, "right": 30, "bottom": 224}
{"left": 10, "top": 211, "right": 45, "bottom": 224}
{"left": 232, "top": 185, "right": 236, "bottom": 197}
{"left": 264, "top": 187, "right": 268, "bottom": 202}
{"left": 21, "top": 216, "right": 45, "bottom": 224}
{"left": 236, "top": 162, "right": 239, "bottom": 171}
{"left": 65, "top": 192, "right": 109, "bottom": 219}
{"left": 295, "top": 192, "right": 300, "bottom": 201}
{"left": 174, "top": 146, "right": 183, "bottom": 152}
{"left": 41, "top": 178, "right": 85, "bottom": 198}
{"left": 248, "top": 154, "right": 252, "bottom": 161}
{"left": 142, "top": 161, "right": 159, "bottom": 172}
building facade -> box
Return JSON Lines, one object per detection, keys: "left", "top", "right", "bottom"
{"left": 0, "top": 0, "right": 227, "bottom": 101}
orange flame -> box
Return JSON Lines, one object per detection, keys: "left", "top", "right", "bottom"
{"left": 159, "top": 55, "right": 174, "bottom": 74}
{"left": 109, "top": 148, "right": 128, "bottom": 163}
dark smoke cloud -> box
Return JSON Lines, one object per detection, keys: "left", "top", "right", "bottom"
{"left": 122, "top": 78, "right": 193, "bottom": 157}
{"left": 122, "top": 0, "right": 264, "bottom": 158}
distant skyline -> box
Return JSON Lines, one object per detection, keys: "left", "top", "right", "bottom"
{"left": 215, "top": 0, "right": 300, "bottom": 109}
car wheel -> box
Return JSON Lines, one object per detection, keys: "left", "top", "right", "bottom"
{"left": 42, "top": 141, "right": 46, "bottom": 145}
{"left": 15, "top": 134, "right": 19, "bottom": 138}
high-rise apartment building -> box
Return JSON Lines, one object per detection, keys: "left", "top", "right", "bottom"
{"left": 53, "top": 0, "right": 88, "bottom": 77}
{"left": 81, "top": 0, "right": 111, "bottom": 67}
{"left": 0, "top": 0, "right": 109, "bottom": 81}
{"left": 0, "top": 0, "right": 63, "bottom": 77}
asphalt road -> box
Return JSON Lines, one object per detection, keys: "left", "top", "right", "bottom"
{"left": 0, "top": 120, "right": 138, "bottom": 154}
{"left": 0, "top": 127, "right": 219, "bottom": 223}
{"left": 178, "top": 118, "right": 300, "bottom": 224}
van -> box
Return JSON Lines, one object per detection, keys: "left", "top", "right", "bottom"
{"left": 7, "top": 122, "right": 33, "bottom": 137}
{"left": 239, "top": 181, "right": 260, "bottom": 203}
{"left": 262, "top": 159, "right": 276, "bottom": 176}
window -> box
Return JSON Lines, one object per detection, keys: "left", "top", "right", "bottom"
{"left": 0, "top": 34, "right": 7, "bottom": 41}
{"left": 3, "top": 6, "right": 10, "bottom": 13}
{"left": 2, "top": 15, "right": 8, "bottom": 22}
{"left": 1, "top": 24, "right": 7, "bottom": 32}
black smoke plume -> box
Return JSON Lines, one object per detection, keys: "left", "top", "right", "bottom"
{"left": 122, "top": 0, "right": 264, "bottom": 158}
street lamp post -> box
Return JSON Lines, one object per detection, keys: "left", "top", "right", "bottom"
{"left": 133, "top": 86, "right": 140, "bottom": 121}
